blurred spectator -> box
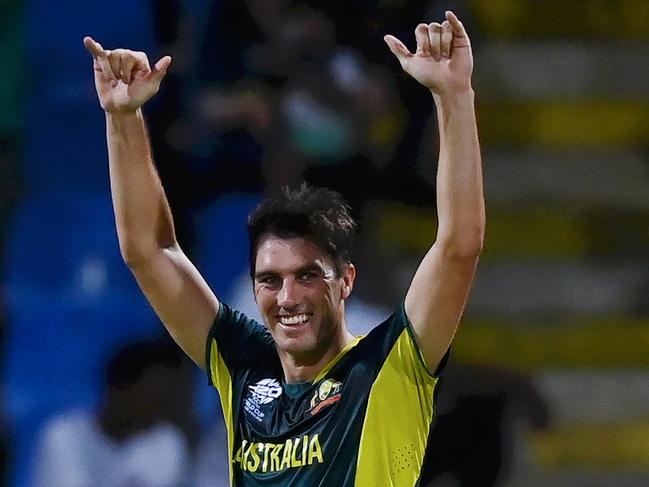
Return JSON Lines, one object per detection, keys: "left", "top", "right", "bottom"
{"left": 32, "top": 339, "right": 194, "bottom": 487}
{"left": 422, "top": 363, "right": 550, "bottom": 487}
{"left": 164, "top": 0, "right": 410, "bottom": 210}
{"left": 143, "top": 0, "right": 471, "bottom": 238}
{"left": 193, "top": 418, "right": 230, "bottom": 487}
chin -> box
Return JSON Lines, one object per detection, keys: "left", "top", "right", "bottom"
{"left": 277, "top": 337, "right": 317, "bottom": 356}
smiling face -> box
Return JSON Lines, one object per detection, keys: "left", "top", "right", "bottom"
{"left": 253, "top": 235, "right": 355, "bottom": 362}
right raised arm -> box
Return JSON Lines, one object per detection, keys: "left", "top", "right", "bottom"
{"left": 84, "top": 37, "right": 219, "bottom": 369}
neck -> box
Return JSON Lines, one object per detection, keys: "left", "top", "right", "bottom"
{"left": 279, "top": 326, "right": 355, "bottom": 384}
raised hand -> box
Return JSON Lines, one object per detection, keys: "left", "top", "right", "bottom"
{"left": 384, "top": 11, "right": 472, "bottom": 95}
{"left": 83, "top": 36, "right": 172, "bottom": 113}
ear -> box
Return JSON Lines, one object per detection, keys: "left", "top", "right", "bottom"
{"left": 340, "top": 263, "right": 356, "bottom": 300}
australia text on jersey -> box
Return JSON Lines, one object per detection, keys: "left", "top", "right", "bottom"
{"left": 233, "top": 434, "right": 324, "bottom": 473}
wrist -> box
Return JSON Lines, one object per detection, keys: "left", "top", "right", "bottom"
{"left": 105, "top": 109, "right": 145, "bottom": 137}
{"left": 105, "top": 108, "right": 143, "bottom": 122}
{"left": 104, "top": 107, "right": 142, "bottom": 118}
{"left": 431, "top": 86, "right": 474, "bottom": 104}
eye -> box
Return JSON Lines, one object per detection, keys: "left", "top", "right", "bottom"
{"left": 258, "top": 275, "right": 280, "bottom": 288}
{"left": 298, "top": 271, "right": 317, "bottom": 282}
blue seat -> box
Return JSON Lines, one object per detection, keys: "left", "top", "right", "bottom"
{"left": 24, "top": 0, "right": 156, "bottom": 191}
{"left": 5, "top": 190, "right": 143, "bottom": 303}
{"left": 4, "top": 188, "right": 159, "bottom": 421}
{"left": 194, "top": 193, "right": 261, "bottom": 298}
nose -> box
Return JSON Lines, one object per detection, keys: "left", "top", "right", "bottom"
{"left": 277, "top": 277, "right": 300, "bottom": 309}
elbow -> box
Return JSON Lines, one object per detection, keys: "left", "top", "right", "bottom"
{"left": 119, "top": 245, "right": 149, "bottom": 269}
{"left": 118, "top": 233, "right": 177, "bottom": 270}
{"left": 437, "top": 226, "right": 485, "bottom": 260}
{"left": 118, "top": 236, "right": 156, "bottom": 269}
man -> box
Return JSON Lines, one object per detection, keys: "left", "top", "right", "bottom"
{"left": 84, "top": 9, "right": 484, "bottom": 486}
{"left": 34, "top": 340, "right": 191, "bottom": 487}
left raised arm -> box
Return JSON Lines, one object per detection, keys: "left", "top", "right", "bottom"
{"left": 384, "top": 11, "right": 485, "bottom": 372}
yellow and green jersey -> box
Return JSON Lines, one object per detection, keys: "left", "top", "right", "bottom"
{"left": 206, "top": 302, "right": 446, "bottom": 486}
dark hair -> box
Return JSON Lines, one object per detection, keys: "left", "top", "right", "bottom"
{"left": 247, "top": 184, "right": 357, "bottom": 278}
{"left": 105, "top": 338, "right": 185, "bottom": 390}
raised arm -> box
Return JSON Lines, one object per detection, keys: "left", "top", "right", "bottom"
{"left": 84, "top": 37, "right": 219, "bottom": 368}
{"left": 384, "top": 11, "right": 485, "bottom": 372}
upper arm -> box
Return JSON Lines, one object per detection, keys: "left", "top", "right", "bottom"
{"left": 404, "top": 243, "right": 479, "bottom": 373}
{"left": 128, "top": 244, "right": 219, "bottom": 369}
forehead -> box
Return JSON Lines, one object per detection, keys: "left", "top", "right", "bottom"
{"left": 254, "top": 235, "right": 334, "bottom": 273}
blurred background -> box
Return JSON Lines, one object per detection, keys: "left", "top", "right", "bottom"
{"left": 1, "top": 0, "right": 648, "bottom": 485}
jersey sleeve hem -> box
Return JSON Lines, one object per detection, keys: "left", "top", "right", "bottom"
{"left": 205, "top": 302, "right": 226, "bottom": 386}
{"left": 401, "top": 301, "right": 451, "bottom": 378}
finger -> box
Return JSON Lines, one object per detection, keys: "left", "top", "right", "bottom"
{"left": 84, "top": 37, "right": 117, "bottom": 84}
{"left": 415, "top": 23, "right": 431, "bottom": 56}
{"left": 383, "top": 35, "right": 412, "bottom": 66}
{"left": 121, "top": 55, "right": 137, "bottom": 84}
{"left": 427, "top": 23, "right": 442, "bottom": 61}
{"left": 441, "top": 20, "right": 453, "bottom": 58}
{"left": 149, "top": 55, "right": 172, "bottom": 82}
{"left": 83, "top": 36, "right": 104, "bottom": 58}
{"left": 127, "top": 52, "right": 152, "bottom": 83}
{"left": 135, "top": 51, "right": 151, "bottom": 72}
{"left": 108, "top": 49, "right": 124, "bottom": 83}
{"left": 445, "top": 10, "right": 470, "bottom": 44}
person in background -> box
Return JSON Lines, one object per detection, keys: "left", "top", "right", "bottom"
{"left": 33, "top": 339, "right": 192, "bottom": 487}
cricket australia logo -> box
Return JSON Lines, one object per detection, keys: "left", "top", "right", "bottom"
{"left": 309, "top": 378, "right": 342, "bottom": 416}
{"left": 245, "top": 378, "right": 282, "bottom": 422}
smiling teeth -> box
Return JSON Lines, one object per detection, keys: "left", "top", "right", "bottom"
{"left": 280, "top": 314, "right": 310, "bottom": 325}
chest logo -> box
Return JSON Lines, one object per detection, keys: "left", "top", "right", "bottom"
{"left": 245, "top": 378, "right": 282, "bottom": 422}
{"left": 309, "top": 378, "right": 342, "bottom": 416}
{"left": 248, "top": 378, "right": 283, "bottom": 404}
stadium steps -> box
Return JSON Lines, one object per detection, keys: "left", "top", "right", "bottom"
{"left": 468, "top": 0, "right": 649, "bottom": 40}
{"left": 483, "top": 149, "right": 649, "bottom": 209}
{"left": 385, "top": 1, "right": 649, "bottom": 482}
{"left": 476, "top": 99, "right": 649, "bottom": 147}
{"left": 475, "top": 43, "right": 649, "bottom": 100}
{"left": 452, "top": 319, "right": 649, "bottom": 369}
{"left": 374, "top": 200, "right": 649, "bottom": 259}
{"left": 531, "top": 421, "right": 649, "bottom": 469}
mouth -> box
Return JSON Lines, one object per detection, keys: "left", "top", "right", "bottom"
{"left": 277, "top": 313, "right": 312, "bottom": 328}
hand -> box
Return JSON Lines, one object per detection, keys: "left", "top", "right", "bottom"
{"left": 83, "top": 36, "right": 172, "bottom": 113}
{"left": 384, "top": 11, "right": 472, "bottom": 95}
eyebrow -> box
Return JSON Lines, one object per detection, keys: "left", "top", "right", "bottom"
{"left": 254, "top": 263, "right": 324, "bottom": 281}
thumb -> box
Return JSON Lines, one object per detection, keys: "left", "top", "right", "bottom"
{"left": 383, "top": 35, "right": 411, "bottom": 65}
{"left": 149, "top": 55, "right": 172, "bottom": 82}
